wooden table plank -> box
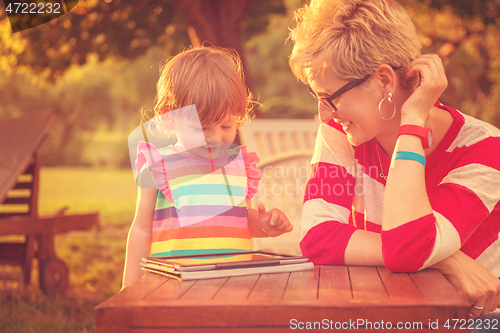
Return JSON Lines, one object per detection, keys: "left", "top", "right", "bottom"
{"left": 247, "top": 272, "right": 289, "bottom": 302}
{"left": 377, "top": 267, "right": 423, "bottom": 302}
{"left": 410, "top": 269, "right": 469, "bottom": 306}
{"left": 212, "top": 274, "right": 259, "bottom": 301}
{"left": 409, "top": 269, "right": 470, "bottom": 331}
{"left": 143, "top": 277, "right": 196, "bottom": 302}
{"left": 96, "top": 266, "right": 470, "bottom": 332}
{"left": 177, "top": 277, "right": 228, "bottom": 303}
{"left": 97, "top": 272, "right": 166, "bottom": 307}
{"left": 95, "top": 272, "right": 167, "bottom": 333}
{"left": 132, "top": 277, "right": 234, "bottom": 329}
{"left": 348, "top": 266, "right": 388, "bottom": 302}
{"left": 318, "top": 265, "right": 352, "bottom": 301}
{"left": 131, "top": 273, "right": 292, "bottom": 330}
{"left": 129, "top": 329, "right": 298, "bottom": 333}
{"left": 282, "top": 266, "right": 319, "bottom": 302}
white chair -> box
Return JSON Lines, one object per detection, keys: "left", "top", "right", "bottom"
{"left": 239, "top": 119, "right": 319, "bottom": 255}
{"left": 239, "top": 119, "right": 318, "bottom": 162}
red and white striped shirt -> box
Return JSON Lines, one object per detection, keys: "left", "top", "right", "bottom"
{"left": 300, "top": 102, "right": 500, "bottom": 276}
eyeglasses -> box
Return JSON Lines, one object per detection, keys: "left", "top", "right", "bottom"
{"left": 309, "top": 74, "right": 371, "bottom": 112}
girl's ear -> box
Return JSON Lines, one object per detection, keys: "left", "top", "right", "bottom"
{"left": 375, "top": 64, "right": 397, "bottom": 95}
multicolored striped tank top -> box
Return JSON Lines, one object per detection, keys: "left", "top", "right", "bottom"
{"left": 136, "top": 142, "right": 261, "bottom": 257}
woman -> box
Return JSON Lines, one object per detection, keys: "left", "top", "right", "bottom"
{"left": 289, "top": 0, "right": 500, "bottom": 319}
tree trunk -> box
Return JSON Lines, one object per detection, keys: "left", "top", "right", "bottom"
{"left": 173, "top": 0, "right": 257, "bottom": 97}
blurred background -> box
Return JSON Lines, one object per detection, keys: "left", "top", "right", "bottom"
{"left": 0, "top": 0, "right": 499, "bottom": 331}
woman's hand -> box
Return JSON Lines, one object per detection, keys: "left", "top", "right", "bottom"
{"left": 258, "top": 203, "right": 293, "bottom": 237}
{"left": 401, "top": 54, "right": 448, "bottom": 126}
{"left": 431, "top": 251, "right": 500, "bottom": 316}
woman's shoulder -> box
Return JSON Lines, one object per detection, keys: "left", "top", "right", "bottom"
{"left": 448, "top": 109, "right": 500, "bottom": 151}
{"left": 460, "top": 112, "right": 500, "bottom": 139}
{"left": 313, "top": 121, "right": 359, "bottom": 165}
{"left": 436, "top": 106, "right": 500, "bottom": 172}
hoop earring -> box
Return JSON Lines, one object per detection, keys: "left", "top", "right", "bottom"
{"left": 378, "top": 92, "right": 396, "bottom": 121}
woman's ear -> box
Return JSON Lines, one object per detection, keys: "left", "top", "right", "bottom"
{"left": 375, "top": 64, "right": 397, "bottom": 95}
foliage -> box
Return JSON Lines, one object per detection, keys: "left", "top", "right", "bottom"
{"left": 247, "top": 0, "right": 500, "bottom": 124}
{"left": 242, "top": 0, "right": 287, "bottom": 41}
{"left": 415, "top": 0, "right": 500, "bottom": 26}
{"left": 246, "top": 0, "right": 317, "bottom": 119}
{"left": 0, "top": 0, "right": 285, "bottom": 81}
{"left": 0, "top": 0, "right": 189, "bottom": 81}
{"left": 0, "top": 69, "right": 52, "bottom": 118}
{"left": 1, "top": 0, "right": 500, "bottom": 165}
{"left": 0, "top": 0, "right": 292, "bottom": 163}
{"left": 0, "top": 46, "right": 166, "bottom": 166}
{"left": 404, "top": 0, "right": 500, "bottom": 126}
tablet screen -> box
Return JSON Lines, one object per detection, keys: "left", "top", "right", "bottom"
{"left": 144, "top": 251, "right": 307, "bottom": 271}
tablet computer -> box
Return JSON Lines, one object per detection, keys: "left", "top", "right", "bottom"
{"left": 141, "top": 250, "right": 313, "bottom": 281}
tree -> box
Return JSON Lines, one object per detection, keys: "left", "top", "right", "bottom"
{"left": 0, "top": 0, "right": 285, "bottom": 90}
{"left": 415, "top": 0, "right": 500, "bottom": 26}
{"left": 173, "top": 0, "right": 251, "bottom": 89}
{"left": 0, "top": 0, "right": 189, "bottom": 80}
{"left": 0, "top": 0, "right": 289, "bottom": 164}
{"left": 405, "top": 0, "right": 500, "bottom": 126}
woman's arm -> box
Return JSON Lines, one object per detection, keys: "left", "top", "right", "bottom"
{"left": 344, "top": 230, "right": 384, "bottom": 266}
{"left": 383, "top": 54, "right": 446, "bottom": 230}
{"left": 431, "top": 251, "right": 500, "bottom": 316}
{"left": 382, "top": 55, "right": 447, "bottom": 271}
{"left": 122, "top": 187, "right": 157, "bottom": 289}
{"left": 380, "top": 55, "right": 500, "bottom": 316}
{"left": 349, "top": 233, "right": 500, "bottom": 315}
{"left": 300, "top": 123, "right": 363, "bottom": 265}
{"left": 382, "top": 55, "right": 500, "bottom": 274}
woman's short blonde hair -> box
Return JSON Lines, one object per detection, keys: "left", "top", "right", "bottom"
{"left": 289, "top": 0, "right": 422, "bottom": 87}
{"left": 146, "top": 46, "right": 256, "bottom": 135}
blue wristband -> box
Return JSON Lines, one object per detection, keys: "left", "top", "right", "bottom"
{"left": 395, "top": 151, "right": 426, "bottom": 167}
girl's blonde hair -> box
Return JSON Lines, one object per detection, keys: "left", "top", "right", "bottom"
{"left": 289, "top": 0, "right": 422, "bottom": 87}
{"left": 145, "top": 46, "right": 256, "bottom": 136}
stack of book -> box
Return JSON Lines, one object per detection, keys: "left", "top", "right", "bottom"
{"left": 141, "top": 250, "right": 314, "bottom": 280}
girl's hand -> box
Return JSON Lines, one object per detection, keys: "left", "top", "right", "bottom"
{"left": 258, "top": 203, "right": 293, "bottom": 237}
{"left": 401, "top": 54, "right": 448, "bottom": 127}
{"left": 431, "top": 251, "right": 500, "bottom": 316}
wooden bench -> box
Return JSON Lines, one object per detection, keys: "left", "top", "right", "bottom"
{"left": 239, "top": 118, "right": 318, "bottom": 162}
{"left": 0, "top": 113, "right": 99, "bottom": 294}
{"left": 238, "top": 119, "right": 319, "bottom": 255}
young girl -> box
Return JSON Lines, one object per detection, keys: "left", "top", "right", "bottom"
{"left": 122, "top": 46, "right": 293, "bottom": 288}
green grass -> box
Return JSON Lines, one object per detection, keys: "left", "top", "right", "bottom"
{"left": 0, "top": 167, "right": 138, "bottom": 333}
{"left": 39, "top": 167, "right": 137, "bottom": 225}
{"left": 1, "top": 293, "right": 97, "bottom": 333}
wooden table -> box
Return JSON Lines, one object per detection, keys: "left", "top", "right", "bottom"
{"left": 95, "top": 266, "right": 469, "bottom": 332}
